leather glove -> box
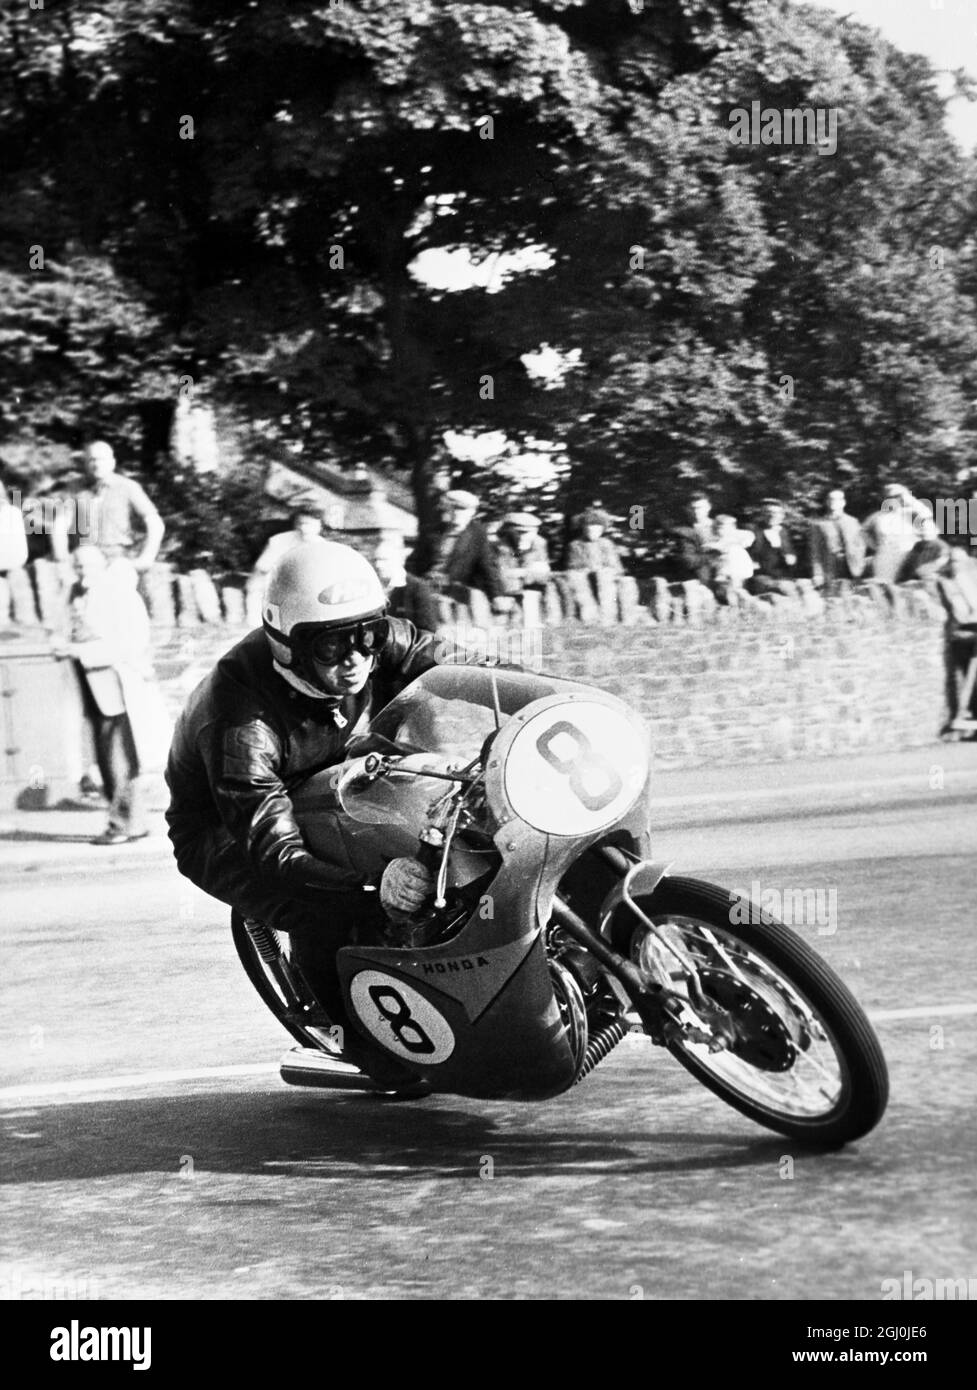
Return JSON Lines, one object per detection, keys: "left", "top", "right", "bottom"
{"left": 380, "top": 857, "right": 434, "bottom": 916}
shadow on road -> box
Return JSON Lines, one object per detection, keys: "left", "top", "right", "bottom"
{"left": 2, "top": 1087, "right": 788, "bottom": 1183}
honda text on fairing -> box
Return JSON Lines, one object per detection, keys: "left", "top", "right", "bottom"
{"left": 234, "top": 663, "right": 888, "bottom": 1145}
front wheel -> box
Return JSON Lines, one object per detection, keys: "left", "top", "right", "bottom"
{"left": 611, "top": 877, "right": 888, "bottom": 1146}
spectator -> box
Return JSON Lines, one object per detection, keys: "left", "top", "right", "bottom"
{"left": 0, "top": 477, "right": 28, "bottom": 578}
{"left": 53, "top": 441, "right": 165, "bottom": 574}
{"left": 437, "top": 489, "right": 509, "bottom": 614}
{"left": 422, "top": 489, "right": 478, "bottom": 581}
{"left": 566, "top": 506, "right": 623, "bottom": 577}
{"left": 63, "top": 545, "right": 170, "bottom": 844}
{"left": 496, "top": 512, "right": 552, "bottom": 608}
{"left": 932, "top": 546, "right": 977, "bottom": 732}
{"left": 809, "top": 487, "right": 867, "bottom": 588}
{"left": 372, "top": 531, "right": 440, "bottom": 631}
{"left": 247, "top": 505, "right": 324, "bottom": 621}
{"left": 862, "top": 483, "right": 932, "bottom": 584}
{"left": 748, "top": 498, "right": 798, "bottom": 595}
{"left": 673, "top": 493, "right": 719, "bottom": 583}
{"left": 252, "top": 506, "right": 324, "bottom": 579}
{"left": 709, "top": 514, "right": 755, "bottom": 602}
{"left": 18, "top": 468, "right": 68, "bottom": 564}
{"left": 898, "top": 513, "right": 952, "bottom": 584}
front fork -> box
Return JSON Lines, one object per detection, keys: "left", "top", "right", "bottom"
{"left": 551, "top": 848, "right": 737, "bottom": 1051}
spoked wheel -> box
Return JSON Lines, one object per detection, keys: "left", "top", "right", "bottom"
{"left": 548, "top": 958, "right": 589, "bottom": 1076}
{"left": 611, "top": 877, "right": 888, "bottom": 1146}
{"left": 231, "top": 910, "right": 340, "bottom": 1053}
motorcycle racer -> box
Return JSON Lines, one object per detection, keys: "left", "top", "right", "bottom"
{"left": 165, "top": 539, "right": 448, "bottom": 1072}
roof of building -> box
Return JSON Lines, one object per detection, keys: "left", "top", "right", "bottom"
{"left": 264, "top": 459, "right": 417, "bottom": 537}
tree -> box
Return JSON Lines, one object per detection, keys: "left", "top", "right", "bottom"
{"left": 1, "top": 0, "right": 975, "bottom": 579}
{"left": 0, "top": 255, "right": 171, "bottom": 455}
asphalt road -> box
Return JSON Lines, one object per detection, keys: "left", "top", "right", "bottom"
{"left": 2, "top": 795, "right": 975, "bottom": 1301}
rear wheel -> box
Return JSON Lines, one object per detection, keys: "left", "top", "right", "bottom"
{"left": 611, "top": 877, "right": 888, "bottom": 1146}
{"left": 231, "top": 911, "right": 341, "bottom": 1052}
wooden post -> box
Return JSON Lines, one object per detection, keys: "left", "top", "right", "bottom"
{"left": 617, "top": 574, "right": 643, "bottom": 625}
{"left": 543, "top": 581, "right": 563, "bottom": 627}
{"left": 32, "top": 559, "right": 70, "bottom": 628}
{"left": 189, "top": 568, "right": 223, "bottom": 625}
{"left": 221, "top": 585, "right": 246, "bottom": 627}
{"left": 650, "top": 577, "right": 672, "bottom": 623}
{"left": 521, "top": 589, "right": 542, "bottom": 629}
{"left": 176, "top": 573, "right": 202, "bottom": 627}
{"left": 468, "top": 586, "right": 493, "bottom": 630}
{"left": 7, "top": 567, "right": 39, "bottom": 625}
{"left": 594, "top": 569, "right": 617, "bottom": 625}
{"left": 144, "top": 562, "right": 178, "bottom": 630}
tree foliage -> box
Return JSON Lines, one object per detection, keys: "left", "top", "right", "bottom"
{"left": 1, "top": 0, "right": 975, "bottom": 573}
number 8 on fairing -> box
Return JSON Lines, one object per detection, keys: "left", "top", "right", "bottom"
{"left": 368, "top": 984, "right": 437, "bottom": 1054}
{"left": 535, "top": 720, "right": 623, "bottom": 812}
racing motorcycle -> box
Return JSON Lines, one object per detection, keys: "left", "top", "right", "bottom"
{"left": 233, "top": 663, "right": 888, "bottom": 1145}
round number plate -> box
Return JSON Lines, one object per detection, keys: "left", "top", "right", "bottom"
{"left": 503, "top": 700, "right": 648, "bottom": 836}
{"left": 349, "top": 971, "right": 456, "bottom": 1064}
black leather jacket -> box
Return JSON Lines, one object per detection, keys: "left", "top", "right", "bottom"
{"left": 165, "top": 621, "right": 443, "bottom": 894}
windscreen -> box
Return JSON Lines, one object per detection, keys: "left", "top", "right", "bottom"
{"left": 368, "top": 664, "right": 573, "bottom": 761}
{"left": 337, "top": 665, "right": 581, "bottom": 828}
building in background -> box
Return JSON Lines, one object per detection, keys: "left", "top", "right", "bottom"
{"left": 262, "top": 459, "right": 416, "bottom": 564}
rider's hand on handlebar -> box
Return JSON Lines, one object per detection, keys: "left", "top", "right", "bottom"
{"left": 380, "top": 857, "right": 435, "bottom": 916}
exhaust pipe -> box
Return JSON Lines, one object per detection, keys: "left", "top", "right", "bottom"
{"left": 280, "top": 1046, "right": 391, "bottom": 1092}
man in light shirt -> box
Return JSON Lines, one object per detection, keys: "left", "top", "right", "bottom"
{"left": 251, "top": 505, "right": 325, "bottom": 578}
{"left": 53, "top": 441, "right": 165, "bottom": 573}
{"left": 247, "top": 506, "right": 325, "bottom": 622}
{"left": 62, "top": 545, "right": 170, "bottom": 844}
{"left": 862, "top": 482, "right": 932, "bottom": 584}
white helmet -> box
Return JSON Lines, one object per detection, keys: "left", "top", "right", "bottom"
{"left": 262, "top": 539, "right": 388, "bottom": 693}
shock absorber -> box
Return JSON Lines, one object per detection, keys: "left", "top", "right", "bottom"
{"left": 243, "top": 917, "right": 321, "bottom": 1015}
{"left": 244, "top": 918, "right": 281, "bottom": 964}
{"left": 575, "top": 1017, "right": 630, "bottom": 1084}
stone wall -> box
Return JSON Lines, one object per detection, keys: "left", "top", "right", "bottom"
{"left": 153, "top": 591, "right": 949, "bottom": 771}
{"left": 541, "top": 610, "right": 947, "bottom": 768}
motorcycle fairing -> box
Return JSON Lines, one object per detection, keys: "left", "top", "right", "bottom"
{"left": 337, "top": 930, "right": 577, "bottom": 1101}
{"left": 336, "top": 685, "right": 655, "bottom": 1100}
{"left": 336, "top": 824, "right": 580, "bottom": 1099}
{"left": 391, "top": 930, "right": 539, "bottom": 1023}
{"left": 484, "top": 691, "right": 650, "bottom": 841}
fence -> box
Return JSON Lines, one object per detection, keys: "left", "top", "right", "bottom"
{"left": 0, "top": 556, "right": 949, "bottom": 635}
{"left": 0, "top": 559, "right": 668, "bottom": 634}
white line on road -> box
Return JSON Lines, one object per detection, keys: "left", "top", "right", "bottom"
{"left": 0, "top": 1063, "right": 279, "bottom": 1102}
{"left": 1, "top": 1004, "right": 974, "bottom": 1104}
{"left": 867, "top": 1004, "right": 977, "bottom": 1022}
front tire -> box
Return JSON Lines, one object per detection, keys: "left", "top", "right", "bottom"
{"left": 612, "top": 877, "right": 889, "bottom": 1146}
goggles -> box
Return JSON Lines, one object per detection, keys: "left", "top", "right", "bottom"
{"left": 297, "top": 616, "right": 389, "bottom": 667}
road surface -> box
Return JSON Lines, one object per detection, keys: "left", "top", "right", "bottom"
{"left": 2, "top": 793, "right": 975, "bottom": 1300}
